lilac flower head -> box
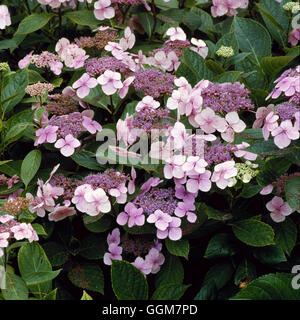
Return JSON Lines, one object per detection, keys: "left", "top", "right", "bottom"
{"left": 201, "top": 82, "right": 255, "bottom": 113}
{"left": 48, "top": 112, "right": 85, "bottom": 138}
{"left": 85, "top": 56, "right": 129, "bottom": 77}
{"left": 276, "top": 102, "right": 299, "bottom": 121}
{"left": 133, "top": 69, "right": 175, "bottom": 98}
{"left": 133, "top": 187, "right": 179, "bottom": 216}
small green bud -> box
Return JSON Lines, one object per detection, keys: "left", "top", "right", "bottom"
{"left": 216, "top": 45, "right": 234, "bottom": 58}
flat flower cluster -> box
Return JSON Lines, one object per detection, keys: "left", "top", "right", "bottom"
{"left": 0, "top": 0, "right": 299, "bottom": 298}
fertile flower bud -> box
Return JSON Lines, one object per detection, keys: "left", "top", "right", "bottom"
{"left": 216, "top": 45, "right": 234, "bottom": 58}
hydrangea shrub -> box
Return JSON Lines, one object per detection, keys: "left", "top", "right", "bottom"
{"left": 0, "top": 0, "right": 299, "bottom": 300}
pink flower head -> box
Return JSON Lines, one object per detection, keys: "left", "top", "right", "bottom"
{"left": 190, "top": 38, "right": 209, "bottom": 59}
{"left": 18, "top": 51, "right": 34, "bottom": 69}
{"left": 0, "top": 232, "right": 9, "bottom": 248}
{"left": 72, "top": 73, "right": 98, "bottom": 99}
{"left": 84, "top": 188, "right": 111, "bottom": 216}
{"left": 164, "top": 155, "right": 186, "bottom": 180}
{"left": 195, "top": 108, "right": 227, "bottom": 134}
{"left": 10, "top": 223, "right": 32, "bottom": 241}
{"left": 82, "top": 116, "right": 102, "bottom": 134}
{"left": 140, "top": 177, "right": 163, "bottom": 193}
{"left": 147, "top": 209, "right": 172, "bottom": 231}
{"left": 289, "top": 28, "right": 300, "bottom": 46}
{"left": 211, "top": 160, "right": 237, "bottom": 189}
{"left": 175, "top": 184, "right": 197, "bottom": 203}
{"left": 128, "top": 167, "right": 136, "bottom": 195}
{"left": 186, "top": 170, "right": 212, "bottom": 193}
{"left": 49, "top": 61, "right": 63, "bottom": 75}
{"left": 35, "top": 125, "right": 58, "bottom": 146}
{"left": 175, "top": 202, "right": 197, "bottom": 223}
{"left": 166, "top": 27, "right": 187, "bottom": 41}
{"left": 170, "top": 122, "right": 190, "bottom": 150}
{"left": 117, "top": 202, "right": 145, "bottom": 228}
{"left": 54, "top": 134, "right": 81, "bottom": 157}
{"left": 253, "top": 105, "right": 274, "bottom": 129}
{"left": 0, "top": 5, "right": 11, "bottom": 30}
{"left": 260, "top": 184, "right": 273, "bottom": 195}
{"left": 156, "top": 217, "right": 182, "bottom": 241}
{"left": 71, "top": 184, "right": 94, "bottom": 213}
{"left": 103, "top": 243, "right": 122, "bottom": 265}
{"left": 119, "top": 27, "right": 136, "bottom": 51}
{"left": 118, "top": 76, "right": 135, "bottom": 99}
{"left": 145, "top": 248, "right": 165, "bottom": 274}
{"left": 48, "top": 205, "right": 76, "bottom": 222}
{"left": 97, "top": 70, "right": 123, "bottom": 95}
{"left": 211, "top": 0, "right": 248, "bottom": 17}
{"left": 62, "top": 86, "right": 88, "bottom": 109}
{"left": 266, "top": 196, "right": 292, "bottom": 222}
{"left": 262, "top": 111, "right": 279, "bottom": 140}
{"left": 221, "top": 111, "right": 246, "bottom": 143}
{"left": 94, "top": 0, "right": 115, "bottom": 20}
{"left": 271, "top": 119, "right": 299, "bottom": 149}
{"left": 182, "top": 156, "right": 208, "bottom": 175}
{"left": 132, "top": 257, "right": 152, "bottom": 276}
{"left": 136, "top": 96, "right": 160, "bottom": 112}
{"left": 234, "top": 142, "right": 257, "bottom": 161}
{"left": 0, "top": 215, "right": 14, "bottom": 224}
{"left": 107, "top": 228, "right": 120, "bottom": 245}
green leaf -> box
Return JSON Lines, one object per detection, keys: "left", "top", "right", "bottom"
{"left": 42, "top": 242, "right": 69, "bottom": 267}
{"left": 261, "top": 56, "right": 296, "bottom": 78}
{"left": 28, "top": 70, "right": 46, "bottom": 84}
{"left": 273, "top": 217, "right": 297, "bottom": 256}
{"left": 1, "top": 69, "right": 29, "bottom": 114}
{"left": 285, "top": 176, "right": 300, "bottom": 211}
{"left": 234, "top": 260, "right": 256, "bottom": 286}
{"left": 194, "top": 282, "right": 217, "bottom": 300}
{"left": 137, "top": 12, "right": 154, "bottom": 37}
{"left": 199, "top": 203, "right": 232, "bottom": 221}
{"left": 31, "top": 223, "right": 47, "bottom": 236}
{"left": 83, "top": 214, "right": 112, "bottom": 233}
{"left": 81, "top": 290, "right": 93, "bottom": 300}
{"left": 15, "top": 13, "right": 55, "bottom": 35}
{"left": 155, "top": 255, "right": 184, "bottom": 288}
{"left": 232, "top": 16, "right": 271, "bottom": 63}
{"left": 231, "top": 273, "right": 300, "bottom": 300}
{"left": 256, "top": 0, "right": 289, "bottom": 46}
{"left": 188, "top": 8, "right": 214, "bottom": 35}
{"left": 68, "top": 263, "right": 104, "bottom": 294}
{"left": 1, "top": 273, "right": 28, "bottom": 300}
{"left": 43, "top": 288, "right": 57, "bottom": 300}
{"left": 78, "top": 234, "right": 106, "bottom": 260}
{"left": 231, "top": 219, "right": 275, "bottom": 247}
{"left": 224, "top": 53, "right": 251, "bottom": 68}
{"left": 22, "top": 270, "right": 61, "bottom": 286}
{"left": 176, "top": 49, "right": 215, "bottom": 86}
{"left": 3, "top": 123, "right": 32, "bottom": 146}
{"left": 239, "top": 184, "right": 262, "bottom": 199}
{"left": 165, "top": 238, "right": 189, "bottom": 260}
{"left": 64, "top": 10, "right": 100, "bottom": 27}
{"left": 20, "top": 150, "right": 42, "bottom": 188}
{"left": 253, "top": 245, "right": 287, "bottom": 265}
{"left": 204, "top": 261, "right": 234, "bottom": 290}
{"left": 18, "top": 242, "right": 60, "bottom": 285}
{"left": 204, "top": 233, "right": 238, "bottom": 259}
{"left": 246, "top": 139, "right": 293, "bottom": 156}
{"left": 71, "top": 150, "right": 104, "bottom": 171}
{"left": 111, "top": 260, "right": 148, "bottom": 300}
{"left": 215, "top": 71, "right": 243, "bottom": 83}
{"left": 256, "top": 157, "right": 291, "bottom": 186}
{"left": 151, "top": 284, "right": 190, "bottom": 300}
